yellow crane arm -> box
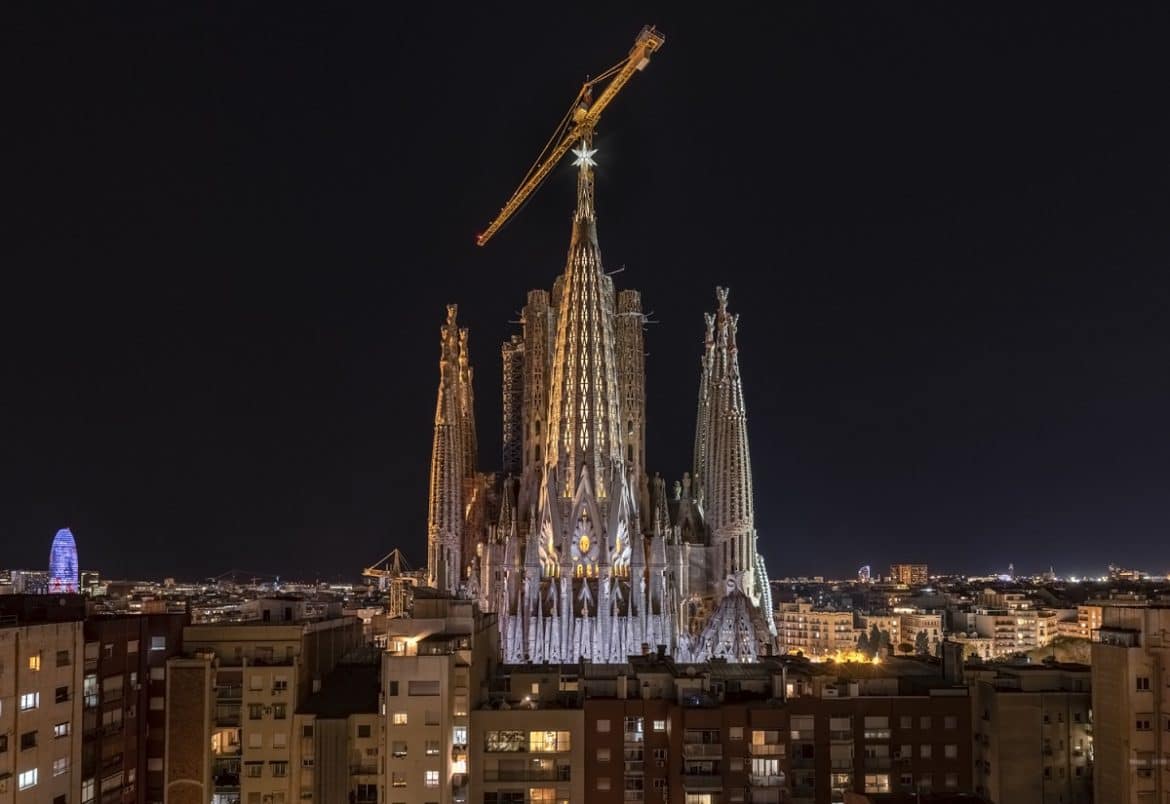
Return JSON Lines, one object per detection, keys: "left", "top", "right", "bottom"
{"left": 476, "top": 26, "right": 665, "bottom": 247}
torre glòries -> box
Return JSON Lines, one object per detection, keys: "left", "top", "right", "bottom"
{"left": 424, "top": 149, "right": 776, "bottom": 663}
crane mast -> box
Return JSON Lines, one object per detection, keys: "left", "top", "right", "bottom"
{"left": 476, "top": 25, "right": 665, "bottom": 247}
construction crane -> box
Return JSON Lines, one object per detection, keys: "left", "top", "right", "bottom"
{"left": 475, "top": 25, "right": 665, "bottom": 247}
{"left": 362, "top": 549, "right": 423, "bottom": 618}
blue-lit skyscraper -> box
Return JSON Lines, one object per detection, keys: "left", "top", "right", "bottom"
{"left": 48, "top": 528, "right": 79, "bottom": 593}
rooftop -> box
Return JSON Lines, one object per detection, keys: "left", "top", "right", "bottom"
{"left": 298, "top": 662, "right": 380, "bottom": 718}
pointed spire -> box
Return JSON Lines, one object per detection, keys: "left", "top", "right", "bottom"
{"left": 544, "top": 132, "right": 624, "bottom": 495}
{"left": 457, "top": 326, "right": 477, "bottom": 477}
{"left": 427, "top": 305, "right": 467, "bottom": 594}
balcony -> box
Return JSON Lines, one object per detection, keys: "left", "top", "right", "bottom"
{"left": 213, "top": 772, "right": 240, "bottom": 789}
{"left": 829, "top": 731, "right": 852, "bottom": 743}
{"left": 749, "top": 775, "right": 784, "bottom": 787}
{"left": 483, "top": 769, "right": 571, "bottom": 782}
{"left": 683, "top": 743, "right": 723, "bottom": 759}
{"left": 624, "top": 792, "right": 644, "bottom": 802}
{"left": 682, "top": 774, "right": 723, "bottom": 791}
{"left": 625, "top": 761, "right": 645, "bottom": 774}
{"left": 790, "top": 757, "right": 815, "bottom": 770}
{"left": 349, "top": 765, "right": 378, "bottom": 776}
{"left": 864, "top": 757, "right": 891, "bottom": 770}
{"left": 749, "top": 744, "right": 784, "bottom": 756}
{"left": 216, "top": 686, "right": 243, "bottom": 701}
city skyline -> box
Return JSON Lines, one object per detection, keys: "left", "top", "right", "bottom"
{"left": 5, "top": 6, "right": 1169, "bottom": 580}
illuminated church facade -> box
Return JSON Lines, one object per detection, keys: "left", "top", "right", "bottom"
{"left": 424, "top": 148, "right": 776, "bottom": 663}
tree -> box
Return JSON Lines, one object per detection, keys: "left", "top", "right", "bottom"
{"left": 898, "top": 642, "right": 915, "bottom": 655}
{"left": 857, "top": 631, "right": 870, "bottom": 654}
{"left": 915, "top": 630, "right": 929, "bottom": 654}
{"left": 879, "top": 629, "right": 892, "bottom": 657}
{"left": 869, "top": 625, "right": 882, "bottom": 657}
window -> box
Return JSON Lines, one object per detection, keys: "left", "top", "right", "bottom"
{"left": 150, "top": 636, "right": 166, "bottom": 651}
{"left": 249, "top": 704, "right": 264, "bottom": 720}
{"left": 919, "top": 717, "right": 931, "bottom": 730}
{"left": 944, "top": 716, "right": 957, "bottom": 730}
{"left": 654, "top": 748, "right": 668, "bottom": 760}
{"left": 409, "top": 680, "right": 440, "bottom": 696}
{"left": 920, "top": 745, "right": 931, "bottom": 759}
{"left": 29, "top": 654, "right": 41, "bottom": 671}
{"left": 273, "top": 703, "right": 287, "bottom": 720}
{"left": 21, "top": 731, "right": 37, "bottom": 750}
{"left": 945, "top": 772, "right": 959, "bottom": 789}
{"left": 303, "top": 725, "right": 315, "bottom": 738}
{"left": 246, "top": 763, "right": 263, "bottom": 778}
{"left": 597, "top": 778, "right": 611, "bottom": 791}
{"left": 944, "top": 744, "right": 958, "bottom": 759}
{"left": 864, "top": 774, "right": 890, "bottom": 793}
{"left": 273, "top": 677, "right": 289, "bottom": 693}
{"left": 54, "top": 757, "right": 70, "bottom": 777}
{"left": 149, "top": 696, "right": 164, "bottom": 710}
{"left": 147, "top": 758, "right": 163, "bottom": 771}
{"left": 532, "top": 682, "right": 541, "bottom": 694}
{"left": 730, "top": 757, "right": 743, "bottom": 772}
{"left": 485, "top": 730, "right": 526, "bottom": 752}
{"left": 453, "top": 726, "right": 468, "bottom": 746}
{"left": 103, "top": 644, "right": 113, "bottom": 658}
{"left": 1137, "top": 718, "right": 1152, "bottom": 731}
{"left": 56, "top": 650, "right": 71, "bottom": 667}
{"left": 625, "top": 716, "right": 644, "bottom": 742}
{"left": 271, "top": 762, "right": 288, "bottom": 777}
{"left": 55, "top": 686, "right": 69, "bottom": 703}
{"left": 653, "top": 720, "right": 667, "bottom": 732}
{"left": 597, "top": 748, "right": 611, "bottom": 762}
{"left": 1137, "top": 677, "right": 1151, "bottom": 691}
{"left": 127, "top": 640, "right": 139, "bottom": 654}
{"left": 729, "top": 726, "right": 742, "bottom": 740}
{"left": 528, "top": 730, "right": 571, "bottom": 752}
{"left": 389, "top": 680, "right": 399, "bottom": 696}
{"left": 54, "top": 722, "right": 70, "bottom": 738}
{"left": 302, "top": 757, "right": 315, "bottom": 768}
{"left": 82, "top": 778, "right": 96, "bottom": 803}
{"left": 358, "top": 724, "right": 372, "bottom": 738}
{"left": 150, "top": 666, "right": 165, "bottom": 681}
{"left": 0, "top": 735, "right": 7, "bottom": 752}
{"left": 248, "top": 733, "right": 263, "bottom": 749}
{"left": 597, "top": 719, "right": 611, "bottom": 733}
{"left": 250, "top": 675, "right": 263, "bottom": 690}
{"left": 392, "top": 741, "right": 408, "bottom": 758}
{"left": 392, "top": 773, "right": 407, "bottom": 788}
{"left": 425, "top": 740, "right": 440, "bottom": 756}
{"left": 20, "top": 692, "right": 39, "bottom": 710}
{"left": 392, "top": 712, "right": 408, "bottom": 725}
{"left": 273, "top": 733, "right": 287, "bottom": 748}
{"left": 54, "top": 796, "right": 66, "bottom": 804}
{"left": 18, "top": 769, "right": 37, "bottom": 790}
{"left": 425, "top": 771, "right": 439, "bottom": 788}
{"left": 899, "top": 716, "right": 912, "bottom": 729}
{"left": 424, "top": 710, "right": 440, "bottom": 725}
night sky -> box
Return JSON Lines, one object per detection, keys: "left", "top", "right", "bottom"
{"left": 5, "top": 5, "right": 1169, "bottom": 582}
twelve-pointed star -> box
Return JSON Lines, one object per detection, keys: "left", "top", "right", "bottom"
{"left": 571, "top": 142, "right": 598, "bottom": 167}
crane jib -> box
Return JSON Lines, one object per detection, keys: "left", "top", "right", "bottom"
{"left": 475, "top": 26, "right": 665, "bottom": 247}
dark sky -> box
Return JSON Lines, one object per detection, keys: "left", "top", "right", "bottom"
{"left": 4, "top": 5, "right": 1169, "bottom": 581}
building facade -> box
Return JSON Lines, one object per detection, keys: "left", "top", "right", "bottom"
{"left": 423, "top": 148, "right": 776, "bottom": 665}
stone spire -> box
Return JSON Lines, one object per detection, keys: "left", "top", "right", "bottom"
{"left": 457, "top": 326, "right": 477, "bottom": 478}
{"left": 694, "top": 288, "right": 760, "bottom": 599}
{"left": 544, "top": 134, "right": 624, "bottom": 496}
{"left": 426, "top": 305, "right": 467, "bottom": 594}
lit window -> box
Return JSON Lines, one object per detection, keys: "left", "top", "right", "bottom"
{"left": 391, "top": 772, "right": 406, "bottom": 787}
{"left": 28, "top": 654, "right": 41, "bottom": 671}
{"left": 54, "top": 722, "right": 70, "bottom": 738}
{"left": 452, "top": 726, "right": 467, "bottom": 746}
{"left": 532, "top": 682, "right": 540, "bottom": 695}
{"left": 53, "top": 757, "right": 69, "bottom": 777}
{"left": 82, "top": 777, "right": 96, "bottom": 802}
{"left": 597, "top": 748, "right": 611, "bottom": 762}
{"left": 20, "top": 692, "right": 39, "bottom": 711}
{"left": 18, "top": 769, "right": 38, "bottom": 790}
{"left": 425, "top": 771, "right": 439, "bottom": 788}
{"left": 944, "top": 744, "right": 958, "bottom": 759}
{"left": 425, "top": 740, "right": 440, "bottom": 756}
{"left": 597, "top": 777, "right": 611, "bottom": 791}
{"left": 653, "top": 720, "right": 666, "bottom": 732}
{"left": 150, "top": 636, "right": 166, "bottom": 651}
{"left": 392, "top": 741, "right": 408, "bottom": 758}
{"left": 596, "top": 719, "right": 610, "bottom": 733}
{"left": 393, "top": 712, "right": 408, "bottom": 725}
{"left": 728, "top": 726, "right": 742, "bottom": 740}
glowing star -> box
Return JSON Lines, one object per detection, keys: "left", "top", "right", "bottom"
{"left": 571, "top": 142, "right": 598, "bottom": 168}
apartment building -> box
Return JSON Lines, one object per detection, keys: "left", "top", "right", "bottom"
{"left": 291, "top": 653, "right": 381, "bottom": 804}
{"left": 899, "top": 613, "right": 944, "bottom": 652}
{"left": 383, "top": 591, "right": 498, "bottom": 804}
{"left": 1092, "top": 605, "right": 1170, "bottom": 804}
{"left": 969, "top": 663, "right": 1092, "bottom": 804}
{"left": 776, "top": 603, "right": 857, "bottom": 657}
{"left": 0, "top": 595, "right": 85, "bottom": 804}
{"left": 470, "top": 653, "right": 975, "bottom": 804}
{"left": 164, "top": 611, "right": 363, "bottom": 804}
{"left": 81, "top": 613, "right": 186, "bottom": 804}
{"left": 888, "top": 565, "right": 929, "bottom": 587}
